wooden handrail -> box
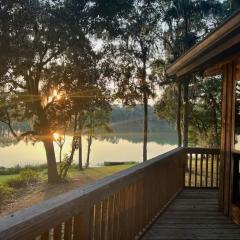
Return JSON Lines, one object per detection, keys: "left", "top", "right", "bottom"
{"left": 185, "top": 147, "right": 220, "bottom": 188}
{"left": 186, "top": 147, "right": 220, "bottom": 155}
{"left": 0, "top": 148, "right": 186, "bottom": 240}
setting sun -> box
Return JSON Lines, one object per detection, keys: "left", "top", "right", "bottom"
{"left": 53, "top": 89, "right": 61, "bottom": 100}
{"left": 53, "top": 132, "right": 60, "bottom": 141}
{"left": 47, "top": 89, "right": 63, "bottom": 103}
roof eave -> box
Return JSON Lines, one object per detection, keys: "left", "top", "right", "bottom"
{"left": 166, "top": 10, "right": 240, "bottom": 78}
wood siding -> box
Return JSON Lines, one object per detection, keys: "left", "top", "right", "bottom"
{"left": 219, "top": 61, "right": 240, "bottom": 216}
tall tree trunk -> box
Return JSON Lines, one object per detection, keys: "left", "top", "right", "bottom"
{"left": 59, "top": 146, "right": 63, "bottom": 165}
{"left": 43, "top": 139, "right": 60, "bottom": 183}
{"left": 86, "top": 135, "right": 92, "bottom": 168}
{"left": 78, "top": 133, "right": 83, "bottom": 170}
{"left": 183, "top": 78, "right": 190, "bottom": 147}
{"left": 142, "top": 52, "right": 148, "bottom": 162}
{"left": 34, "top": 100, "right": 59, "bottom": 183}
{"left": 78, "top": 117, "right": 83, "bottom": 170}
{"left": 177, "top": 82, "right": 182, "bottom": 147}
{"left": 143, "top": 89, "right": 148, "bottom": 162}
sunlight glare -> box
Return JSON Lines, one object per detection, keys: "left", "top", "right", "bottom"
{"left": 53, "top": 132, "right": 60, "bottom": 141}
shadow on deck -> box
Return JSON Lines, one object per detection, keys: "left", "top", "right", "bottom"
{"left": 142, "top": 189, "right": 240, "bottom": 240}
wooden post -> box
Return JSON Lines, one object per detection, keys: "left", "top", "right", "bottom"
{"left": 219, "top": 62, "right": 235, "bottom": 215}
{"left": 183, "top": 78, "right": 190, "bottom": 147}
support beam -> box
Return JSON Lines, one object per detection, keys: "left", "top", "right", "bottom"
{"left": 219, "top": 62, "right": 236, "bottom": 215}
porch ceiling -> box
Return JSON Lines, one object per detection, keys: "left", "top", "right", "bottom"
{"left": 166, "top": 10, "right": 240, "bottom": 78}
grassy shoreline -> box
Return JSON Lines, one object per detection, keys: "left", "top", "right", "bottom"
{"left": 0, "top": 163, "right": 136, "bottom": 216}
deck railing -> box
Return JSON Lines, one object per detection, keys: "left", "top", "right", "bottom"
{"left": 185, "top": 148, "right": 220, "bottom": 188}
{"left": 0, "top": 148, "right": 186, "bottom": 240}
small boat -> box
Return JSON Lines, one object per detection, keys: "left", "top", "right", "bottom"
{"left": 104, "top": 161, "right": 136, "bottom": 166}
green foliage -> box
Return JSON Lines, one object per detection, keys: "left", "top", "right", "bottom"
{"left": 0, "top": 0, "right": 231, "bottom": 180}
{"left": 6, "top": 169, "right": 40, "bottom": 188}
{"left": 155, "top": 86, "right": 179, "bottom": 123}
{"left": 155, "top": 76, "right": 222, "bottom": 147}
{"left": 161, "top": 0, "right": 228, "bottom": 62}
{"left": 0, "top": 184, "right": 13, "bottom": 203}
{"left": 0, "top": 165, "right": 47, "bottom": 176}
{"left": 0, "top": 0, "right": 128, "bottom": 182}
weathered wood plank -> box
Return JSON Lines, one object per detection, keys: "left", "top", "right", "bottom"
{"left": 142, "top": 189, "right": 240, "bottom": 240}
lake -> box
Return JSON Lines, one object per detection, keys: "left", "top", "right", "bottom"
{"left": 0, "top": 131, "right": 178, "bottom": 168}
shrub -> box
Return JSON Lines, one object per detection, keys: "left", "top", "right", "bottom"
{"left": 0, "top": 165, "right": 21, "bottom": 175}
{"left": 0, "top": 164, "right": 47, "bottom": 176}
{"left": 0, "top": 184, "right": 13, "bottom": 203}
{"left": 6, "top": 177, "right": 26, "bottom": 188}
{"left": 20, "top": 169, "right": 40, "bottom": 184}
{"left": 6, "top": 169, "right": 40, "bottom": 188}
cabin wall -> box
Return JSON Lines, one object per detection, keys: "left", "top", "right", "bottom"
{"left": 219, "top": 59, "right": 239, "bottom": 216}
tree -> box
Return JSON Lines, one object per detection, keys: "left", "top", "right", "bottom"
{"left": 84, "top": 105, "right": 111, "bottom": 168}
{"left": 61, "top": 0, "right": 134, "bottom": 170}
{"left": 155, "top": 75, "right": 222, "bottom": 147}
{"left": 189, "top": 75, "right": 222, "bottom": 147}
{"left": 0, "top": 0, "right": 133, "bottom": 182}
{"left": 0, "top": 0, "right": 68, "bottom": 182}
{"left": 103, "top": 0, "right": 163, "bottom": 161}
{"left": 159, "top": 0, "right": 227, "bottom": 147}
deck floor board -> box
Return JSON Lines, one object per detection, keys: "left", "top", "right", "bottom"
{"left": 142, "top": 189, "right": 240, "bottom": 240}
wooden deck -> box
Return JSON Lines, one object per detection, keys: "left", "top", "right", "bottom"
{"left": 142, "top": 189, "right": 240, "bottom": 240}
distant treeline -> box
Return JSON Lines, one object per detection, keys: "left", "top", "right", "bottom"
{"left": 98, "top": 105, "right": 177, "bottom": 145}
{"left": 0, "top": 105, "right": 177, "bottom": 145}
{"left": 0, "top": 122, "right": 30, "bottom": 135}
{"left": 110, "top": 105, "right": 175, "bottom": 132}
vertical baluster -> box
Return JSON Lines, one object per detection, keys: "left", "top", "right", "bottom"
{"left": 107, "top": 195, "right": 114, "bottom": 240}
{"left": 216, "top": 153, "right": 220, "bottom": 187}
{"left": 94, "top": 202, "right": 102, "bottom": 240}
{"left": 64, "top": 218, "right": 73, "bottom": 240}
{"left": 195, "top": 153, "right": 198, "bottom": 187}
{"left": 144, "top": 176, "right": 149, "bottom": 226}
{"left": 101, "top": 198, "right": 108, "bottom": 240}
{"left": 89, "top": 206, "right": 95, "bottom": 240}
{"left": 128, "top": 185, "right": 134, "bottom": 240}
{"left": 189, "top": 153, "right": 192, "bottom": 187}
{"left": 118, "top": 189, "right": 126, "bottom": 240}
{"left": 73, "top": 214, "right": 81, "bottom": 240}
{"left": 211, "top": 154, "right": 214, "bottom": 187}
{"left": 112, "top": 192, "right": 120, "bottom": 240}
{"left": 139, "top": 179, "right": 144, "bottom": 235}
{"left": 206, "top": 154, "right": 209, "bottom": 187}
{"left": 135, "top": 181, "right": 141, "bottom": 238}
{"left": 41, "top": 231, "right": 49, "bottom": 240}
{"left": 54, "top": 224, "right": 62, "bottom": 240}
{"left": 131, "top": 184, "right": 137, "bottom": 238}
{"left": 149, "top": 172, "right": 154, "bottom": 222}
{"left": 79, "top": 209, "right": 92, "bottom": 239}
{"left": 200, "top": 153, "right": 203, "bottom": 187}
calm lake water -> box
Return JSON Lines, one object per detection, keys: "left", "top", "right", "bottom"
{"left": 0, "top": 131, "right": 178, "bottom": 168}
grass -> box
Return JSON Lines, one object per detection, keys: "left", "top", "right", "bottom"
{"left": 0, "top": 164, "right": 47, "bottom": 175}
{"left": 69, "top": 164, "right": 135, "bottom": 180}
{"left": 0, "top": 174, "right": 19, "bottom": 184}
{"left": 6, "top": 169, "right": 40, "bottom": 188}
{"left": 0, "top": 164, "right": 135, "bottom": 184}
{"left": 0, "top": 163, "right": 136, "bottom": 216}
